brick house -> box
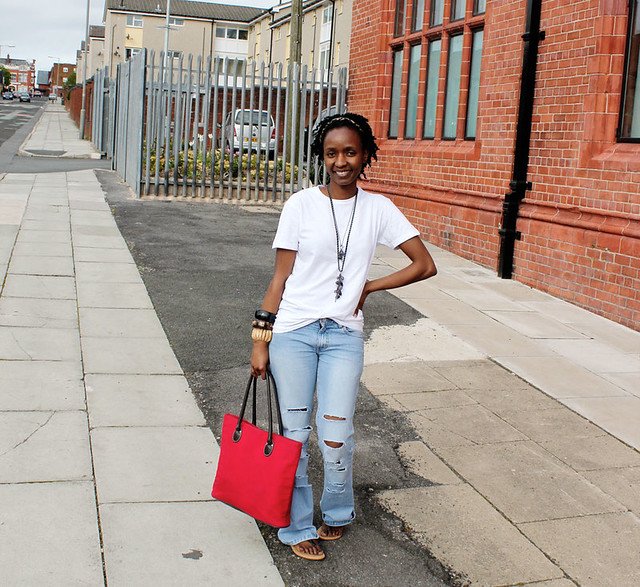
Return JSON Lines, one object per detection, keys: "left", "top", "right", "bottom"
{"left": 49, "top": 62, "right": 76, "bottom": 97}
{"left": 0, "top": 56, "right": 36, "bottom": 93}
{"left": 348, "top": 0, "right": 639, "bottom": 329}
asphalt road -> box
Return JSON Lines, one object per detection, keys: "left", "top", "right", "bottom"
{"left": 98, "top": 169, "right": 451, "bottom": 587}
{"left": 0, "top": 98, "right": 110, "bottom": 174}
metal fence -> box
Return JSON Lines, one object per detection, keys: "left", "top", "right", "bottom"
{"left": 93, "top": 49, "right": 348, "bottom": 201}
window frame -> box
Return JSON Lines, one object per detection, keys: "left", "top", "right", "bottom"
{"left": 618, "top": 0, "right": 640, "bottom": 142}
{"left": 389, "top": 0, "right": 485, "bottom": 142}
{"left": 126, "top": 14, "right": 143, "bottom": 28}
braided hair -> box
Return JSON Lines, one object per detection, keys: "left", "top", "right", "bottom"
{"left": 310, "top": 112, "right": 379, "bottom": 179}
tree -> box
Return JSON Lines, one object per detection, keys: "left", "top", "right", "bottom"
{"left": 63, "top": 71, "right": 76, "bottom": 99}
{"left": 0, "top": 66, "right": 10, "bottom": 89}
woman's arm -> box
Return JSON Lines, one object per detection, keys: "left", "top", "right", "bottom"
{"left": 251, "top": 248, "right": 297, "bottom": 378}
{"left": 355, "top": 236, "right": 437, "bottom": 314}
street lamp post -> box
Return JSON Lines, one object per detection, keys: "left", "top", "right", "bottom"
{"left": 79, "top": 0, "right": 91, "bottom": 139}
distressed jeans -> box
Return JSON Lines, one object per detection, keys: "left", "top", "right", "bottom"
{"left": 269, "top": 319, "right": 364, "bottom": 546}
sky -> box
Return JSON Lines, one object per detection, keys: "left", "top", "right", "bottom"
{"left": 0, "top": 0, "right": 276, "bottom": 74}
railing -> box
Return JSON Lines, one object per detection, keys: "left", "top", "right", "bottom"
{"left": 92, "top": 49, "right": 348, "bottom": 201}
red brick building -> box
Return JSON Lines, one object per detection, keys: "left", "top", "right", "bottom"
{"left": 0, "top": 56, "right": 36, "bottom": 93}
{"left": 49, "top": 63, "right": 76, "bottom": 97}
{"left": 349, "top": 0, "right": 639, "bottom": 329}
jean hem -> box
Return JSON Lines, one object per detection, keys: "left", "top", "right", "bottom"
{"left": 277, "top": 529, "right": 320, "bottom": 546}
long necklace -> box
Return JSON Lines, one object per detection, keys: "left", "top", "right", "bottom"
{"left": 327, "top": 184, "right": 358, "bottom": 301}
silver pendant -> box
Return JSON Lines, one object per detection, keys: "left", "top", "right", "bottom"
{"left": 334, "top": 273, "right": 344, "bottom": 300}
{"left": 338, "top": 248, "right": 346, "bottom": 261}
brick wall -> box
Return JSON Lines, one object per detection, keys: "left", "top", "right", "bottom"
{"left": 349, "top": 0, "right": 639, "bottom": 329}
{"left": 66, "top": 82, "right": 94, "bottom": 140}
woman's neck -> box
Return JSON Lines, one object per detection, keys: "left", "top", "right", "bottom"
{"left": 323, "top": 183, "right": 358, "bottom": 200}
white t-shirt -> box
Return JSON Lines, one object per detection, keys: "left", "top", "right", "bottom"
{"left": 272, "top": 185, "right": 419, "bottom": 333}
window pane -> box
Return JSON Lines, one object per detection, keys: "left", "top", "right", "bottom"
{"left": 443, "top": 34, "right": 463, "bottom": 139}
{"left": 239, "top": 30, "right": 248, "bottom": 40}
{"left": 394, "top": 0, "right": 407, "bottom": 37}
{"left": 389, "top": 49, "right": 404, "bottom": 137}
{"left": 216, "top": 27, "right": 226, "bottom": 38}
{"left": 430, "top": 0, "right": 444, "bottom": 27}
{"left": 423, "top": 39, "right": 441, "bottom": 138}
{"left": 227, "top": 29, "right": 238, "bottom": 39}
{"left": 405, "top": 45, "right": 422, "bottom": 138}
{"left": 474, "top": 0, "right": 486, "bottom": 15}
{"left": 621, "top": 0, "right": 640, "bottom": 138}
{"left": 412, "top": 0, "right": 425, "bottom": 31}
{"left": 451, "top": 0, "right": 466, "bottom": 20}
{"left": 466, "top": 29, "right": 484, "bottom": 138}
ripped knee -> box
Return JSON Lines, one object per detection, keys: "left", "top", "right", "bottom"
{"left": 322, "top": 415, "right": 347, "bottom": 449}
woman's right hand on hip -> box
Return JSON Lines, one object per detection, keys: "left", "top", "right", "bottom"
{"left": 250, "top": 342, "right": 269, "bottom": 379}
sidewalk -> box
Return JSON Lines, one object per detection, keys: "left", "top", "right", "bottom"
{"left": 1, "top": 103, "right": 639, "bottom": 585}
{"left": 0, "top": 109, "right": 283, "bottom": 585}
{"left": 18, "top": 103, "right": 101, "bottom": 159}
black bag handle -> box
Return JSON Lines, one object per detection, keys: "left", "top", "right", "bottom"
{"left": 233, "top": 370, "right": 283, "bottom": 457}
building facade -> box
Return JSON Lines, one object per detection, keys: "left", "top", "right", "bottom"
{"left": 348, "top": 0, "right": 640, "bottom": 329}
{"left": 49, "top": 63, "right": 76, "bottom": 97}
{"left": 0, "top": 56, "right": 36, "bottom": 93}
{"left": 77, "top": 25, "right": 106, "bottom": 83}
{"left": 102, "top": 0, "right": 265, "bottom": 72}
{"left": 248, "top": 0, "right": 352, "bottom": 74}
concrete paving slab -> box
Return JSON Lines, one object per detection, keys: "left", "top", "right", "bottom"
{"left": 362, "top": 361, "right": 454, "bottom": 395}
{"left": 407, "top": 412, "right": 476, "bottom": 449}
{"left": 545, "top": 338, "right": 640, "bottom": 374}
{"left": 485, "top": 310, "right": 587, "bottom": 339}
{"left": 600, "top": 371, "right": 640, "bottom": 397}
{"left": 72, "top": 234, "right": 130, "bottom": 249}
{"left": 82, "top": 337, "right": 182, "bottom": 374}
{"left": 481, "top": 279, "right": 555, "bottom": 303}
{"left": 539, "top": 434, "right": 640, "bottom": 471}
{"left": 391, "top": 389, "right": 477, "bottom": 411}
{"left": 493, "top": 356, "right": 631, "bottom": 399}
{"left": 74, "top": 246, "right": 135, "bottom": 263}
{"left": 91, "top": 426, "right": 216, "bottom": 503}
{"left": 86, "top": 374, "right": 205, "bottom": 427}
{"left": 72, "top": 224, "right": 123, "bottom": 237}
{"left": 562, "top": 396, "right": 640, "bottom": 450}
{"left": 0, "top": 481, "right": 103, "bottom": 585}
{"left": 100, "top": 501, "right": 283, "bottom": 586}
{"left": 0, "top": 327, "right": 80, "bottom": 361}
{"left": 415, "top": 404, "right": 528, "bottom": 444}
{"left": 0, "top": 297, "right": 77, "bottom": 329}
{"left": 69, "top": 200, "right": 111, "bottom": 211}
{"left": 0, "top": 411, "right": 92, "bottom": 482}
{"left": 15, "top": 229, "right": 71, "bottom": 243}
{"left": 519, "top": 512, "right": 640, "bottom": 586}
{"left": 405, "top": 297, "right": 496, "bottom": 325}
{"left": 500, "top": 407, "right": 608, "bottom": 442}
{"left": 12, "top": 241, "right": 73, "bottom": 257}
{"left": 463, "top": 385, "right": 562, "bottom": 413}
{"left": 378, "top": 485, "right": 563, "bottom": 586}
{"left": 365, "top": 318, "right": 485, "bottom": 365}
{"left": 584, "top": 466, "right": 640, "bottom": 515}
{"left": 445, "top": 322, "right": 557, "bottom": 357}
{"left": 79, "top": 308, "right": 166, "bottom": 338}
{"left": 397, "top": 441, "right": 462, "bottom": 485}
{"left": 0, "top": 374, "right": 85, "bottom": 410}
{"left": 76, "top": 281, "right": 153, "bottom": 309}
{"left": 20, "top": 219, "right": 70, "bottom": 231}
{"left": 429, "top": 359, "right": 531, "bottom": 390}
{"left": 1, "top": 274, "right": 76, "bottom": 299}
{"left": 393, "top": 280, "right": 455, "bottom": 300}
{"left": 441, "top": 288, "right": 529, "bottom": 312}
{"left": 8, "top": 255, "right": 75, "bottom": 276}
{"left": 437, "top": 441, "right": 626, "bottom": 523}
{"left": 564, "top": 316, "right": 640, "bottom": 354}
{"left": 75, "top": 261, "right": 144, "bottom": 284}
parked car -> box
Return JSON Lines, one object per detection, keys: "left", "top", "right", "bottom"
{"left": 48, "top": 93, "right": 57, "bottom": 102}
{"left": 33, "top": 90, "right": 42, "bottom": 97}
{"left": 222, "top": 109, "right": 276, "bottom": 158}
{"left": 2, "top": 91, "right": 14, "bottom": 100}
{"left": 18, "top": 92, "right": 30, "bottom": 102}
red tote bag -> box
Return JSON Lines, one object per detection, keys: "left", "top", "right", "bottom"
{"left": 211, "top": 371, "right": 302, "bottom": 528}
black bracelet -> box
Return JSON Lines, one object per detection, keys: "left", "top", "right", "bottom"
{"left": 255, "top": 309, "right": 277, "bottom": 324}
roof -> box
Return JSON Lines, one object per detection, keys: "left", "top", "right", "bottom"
{"left": 37, "top": 70, "right": 50, "bottom": 85}
{"left": 0, "top": 57, "right": 31, "bottom": 67}
{"left": 105, "top": 0, "right": 266, "bottom": 23}
{"left": 89, "top": 25, "right": 105, "bottom": 38}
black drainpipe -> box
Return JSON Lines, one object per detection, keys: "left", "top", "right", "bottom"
{"left": 497, "top": 0, "right": 545, "bottom": 278}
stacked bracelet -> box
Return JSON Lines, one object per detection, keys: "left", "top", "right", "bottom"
{"left": 252, "top": 309, "right": 276, "bottom": 343}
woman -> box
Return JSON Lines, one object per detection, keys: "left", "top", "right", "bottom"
{"left": 250, "top": 113, "right": 436, "bottom": 561}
